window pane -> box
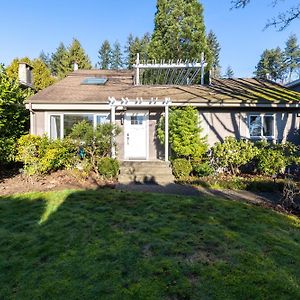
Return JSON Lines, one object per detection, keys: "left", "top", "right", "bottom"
{"left": 50, "top": 115, "right": 61, "bottom": 139}
{"left": 249, "top": 116, "right": 262, "bottom": 137}
{"left": 131, "top": 116, "right": 143, "bottom": 125}
{"left": 64, "top": 114, "right": 93, "bottom": 137}
{"left": 96, "top": 114, "right": 110, "bottom": 125}
{"left": 263, "top": 116, "right": 274, "bottom": 137}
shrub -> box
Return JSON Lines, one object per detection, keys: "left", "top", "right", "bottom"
{"left": 256, "top": 148, "right": 287, "bottom": 175}
{"left": 172, "top": 158, "right": 192, "bottom": 179}
{"left": 97, "top": 157, "right": 119, "bottom": 178}
{"left": 0, "top": 138, "right": 16, "bottom": 165}
{"left": 17, "top": 135, "right": 77, "bottom": 175}
{"left": 69, "top": 121, "right": 121, "bottom": 175}
{"left": 192, "top": 161, "right": 214, "bottom": 177}
{"left": 211, "top": 137, "right": 259, "bottom": 175}
{"left": 157, "top": 106, "right": 208, "bottom": 160}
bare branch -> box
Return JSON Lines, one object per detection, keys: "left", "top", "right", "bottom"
{"left": 231, "top": 0, "right": 300, "bottom": 30}
{"left": 265, "top": 4, "right": 300, "bottom": 31}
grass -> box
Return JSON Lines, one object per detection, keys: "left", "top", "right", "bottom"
{"left": 0, "top": 189, "right": 300, "bottom": 299}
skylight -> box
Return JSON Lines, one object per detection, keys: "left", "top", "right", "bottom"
{"left": 81, "top": 77, "right": 108, "bottom": 85}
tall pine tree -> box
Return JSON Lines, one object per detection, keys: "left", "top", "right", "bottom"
{"left": 255, "top": 48, "right": 286, "bottom": 82}
{"left": 98, "top": 40, "right": 112, "bottom": 69}
{"left": 148, "top": 0, "right": 209, "bottom": 62}
{"left": 39, "top": 51, "right": 51, "bottom": 69}
{"left": 111, "top": 41, "right": 123, "bottom": 70}
{"left": 50, "top": 42, "right": 69, "bottom": 79}
{"left": 207, "top": 30, "right": 221, "bottom": 78}
{"left": 67, "top": 38, "right": 92, "bottom": 71}
{"left": 284, "top": 34, "right": 300, "bottom": 82}
{"left": 125, "top": 33, "right": 150, "bottom": 69}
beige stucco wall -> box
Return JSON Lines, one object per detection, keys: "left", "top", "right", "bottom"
{"left": 199, "top": 109, "right": 300, "bottom": 146}
{"left": 32, "top": 111, "right": 45, "bottom": 136}
{"left": 32, "top": 108, "right": 300, "bottom": 161}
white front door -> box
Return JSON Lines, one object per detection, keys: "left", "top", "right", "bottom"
{"left": 124, "top": 110, "right": 149, "bottom": 160}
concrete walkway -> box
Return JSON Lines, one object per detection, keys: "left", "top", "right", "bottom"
{"left": 116, "top": 182, "right": 280, "bottom": 206}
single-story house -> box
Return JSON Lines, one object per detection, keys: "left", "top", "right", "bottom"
{"left": 286, "top": 78, "right": 300, "bottom": 92}
{"left": 25, "top": 65, "right": 300, "bottom": 162}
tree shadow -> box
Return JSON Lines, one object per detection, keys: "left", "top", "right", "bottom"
{"left": 1, "top": 186, "right": 299, "bottom": 299}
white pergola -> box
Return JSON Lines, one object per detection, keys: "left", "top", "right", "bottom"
{"left": 133, "top": 53, "right": 207, "bottom": 86}
{"left": 108, "top": 97, "right": 172, "bottom": 162}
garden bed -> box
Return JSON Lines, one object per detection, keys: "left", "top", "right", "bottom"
{"left": 0, "top": 168, "right": 115, "bottom": 196}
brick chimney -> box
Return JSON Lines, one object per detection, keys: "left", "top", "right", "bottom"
{"left": 18, "top": 62, "right": 33, "bottom": 87}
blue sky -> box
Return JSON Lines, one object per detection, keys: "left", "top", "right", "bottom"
{"left": 0, "top": 0, "right": 299, "bottom": 77}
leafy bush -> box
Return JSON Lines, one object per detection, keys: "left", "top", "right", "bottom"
{"left": 157, "top": 106, "right": 208, "bottom": 160}
{"left": 17, "top": 135, "right": 77, "bottom": 175}
{"left": 256, "top": 148, "right": 287, "bottom": 175}
{"left": 192, "top": 161, "right": 214, "bottom": 177}
{"left": 254, "top": 141, "right": 299, "bottom": 175}
{"left": 0, "top": 138, "right": 16, "bottom": 165}
{"left": 69, "top": 121, "right": 121, "bottom": 175}
{"left": 211, "top": 137, "right": 259, "bottom": 175}
{"left": 172, "top": 158, "right": 192, "bottom": 179}
{"left": 97, "top": 157, "right": 119, "bottom": 178}
{"left": 0, "top": 65, "right": 32, "bottom": 165}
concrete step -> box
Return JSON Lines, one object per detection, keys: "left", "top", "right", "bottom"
{"left": 118, "top": 161, "right": 174, "bottom": 184}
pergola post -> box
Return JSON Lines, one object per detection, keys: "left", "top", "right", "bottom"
{"left": 111, "top": 104, "right": 116, "bottom": 159}
{"left": 164, "top": 102, "right": 169, "bottom": 162}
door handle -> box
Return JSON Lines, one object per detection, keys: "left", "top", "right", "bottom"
{"left": 127, "top": 133, "right": 129, "bottom": 145}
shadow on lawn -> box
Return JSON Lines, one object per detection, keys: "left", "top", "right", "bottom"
{"left": 0, "top": 187, "right": 300, "bottom": 299}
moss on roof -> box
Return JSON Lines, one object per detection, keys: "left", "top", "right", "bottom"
{"left": 27, "top": 70, "right": 300, "bottom": 105}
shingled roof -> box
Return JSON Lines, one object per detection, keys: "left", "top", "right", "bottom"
{"left": 27, "top": 69, "right": 300, "bottom": 104}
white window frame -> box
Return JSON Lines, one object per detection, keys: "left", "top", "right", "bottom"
{"left": 248, "top": 114, "right": 275, "bottom": 139}
{"left": 46, "top": 112, "right": 110, "bottom": 139}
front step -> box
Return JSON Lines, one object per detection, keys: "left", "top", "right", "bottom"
{"left": 118, "top": 161, "right": 174, "bottom": 184}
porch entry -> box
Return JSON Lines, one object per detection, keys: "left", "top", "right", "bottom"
{"left": 124, "top": 110, "right": 149, "bottom": 160}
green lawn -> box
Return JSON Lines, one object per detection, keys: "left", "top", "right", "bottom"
{"left": 0, "top": 189, "right": 299, "bottom": 299}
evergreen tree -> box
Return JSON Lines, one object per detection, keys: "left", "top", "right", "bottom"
{"left": 148, "top": 0, "right": 209, "bottom": 63}
{"left": 67, "top": 38, "right": 92, "bottom": 71}
{"left": 6, "top": 57, "right": 55, "bottom": 91}
{"left": 111, "top": 41, "right": 123, "bottom": 70}
{"left": 225, "top": 66, "right": 234, "bottom": 79}
{"left": 124, "top": 33, "right": 150, "bottom": 69}
{"left": 255, "top": 48, "right": 285, "bottom": 82}
{"left": 98, "top": 40, "right": 112, "bottom": 69}
{"left": 39, "top": 51, "right": 51, "bottom": 69}
{"left": 50, "top": 42, "right": 69, "bottom": 79}
{"left": 124, "top": 33, "right": 135, "bottom": 69}
{"left": 207, "top": 30, "right": 221, "bottom": 78}
{"left": 284, "top": 34, "right": 300, "bottom": 82}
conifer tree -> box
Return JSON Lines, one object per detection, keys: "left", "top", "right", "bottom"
{"left": 124, "top": 33, "right": 150, "bottom": 69}
{"left": 50, "top": 42, "right": 69, "bottom": 79}
{"left": 207, "top": 30, "right": 221, "bottom": 78}
{"left": 98, "top": 40, "right": 112, "bottom": 69}
{"left": 111, "top": 41, "right": 123, "bottom": 70}
{"left": 225, "top": 66, "right": 234, "bottom": 79}
{"left": 68, "top": 38, "right": 92, "bottom": 71}
{"left": 39, "top": 51, "right": 51, "bottom": 69}
{"left": 284, "top": 34, "right": 300, "bottom": 82}
{"left": 255, "top": 48, "right": 285, "bottom": 82}
{"left": 148, "top": 0, "right": 209, "bottom": 63}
